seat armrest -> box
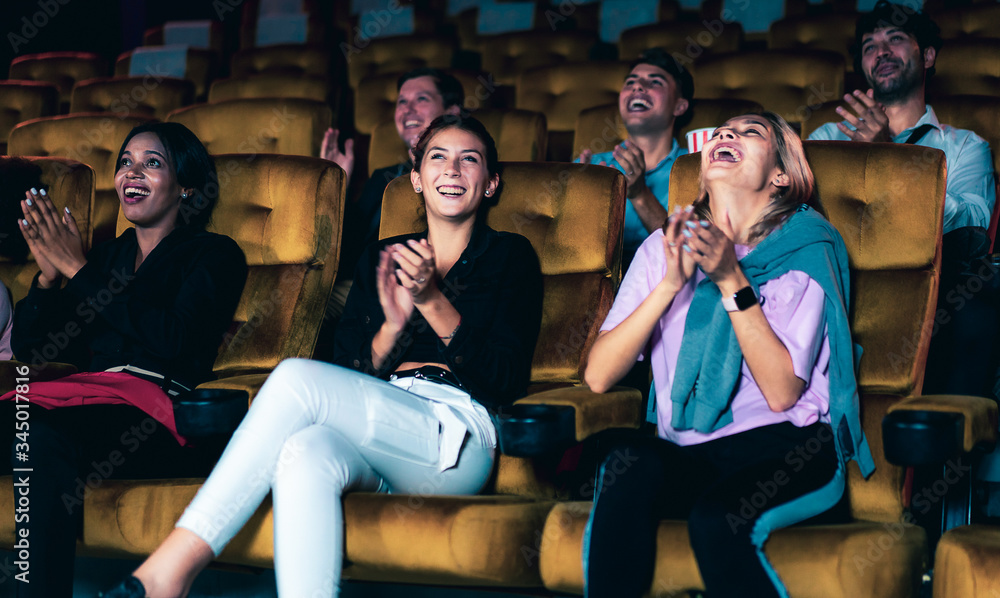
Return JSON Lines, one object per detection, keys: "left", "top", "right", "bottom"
{"left": 0, "top": 360, "right": 78, "bottom": 394}
{"left": 173, "top": 388, "right": 249, "bottom": 438}
{"left": 883, "top": 394, "right": 998, "bottom": 465}
{"left": 498, "top": 385, "right": 642, "bottom": 457}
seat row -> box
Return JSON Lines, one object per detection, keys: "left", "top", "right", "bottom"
{"left": 6, "top": 37, "right": 1000, "bottom": 161}
{"left": 1, "top": 138, "right": 998, "bottom": 596}
{"left": 6, "top": 81, "right": 999, "bottom": 200}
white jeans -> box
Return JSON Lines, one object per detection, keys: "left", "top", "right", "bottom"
{"left": 175, "top": 358, "right": 496, "bottom": 597}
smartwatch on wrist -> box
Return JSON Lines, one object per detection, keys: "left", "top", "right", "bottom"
{"left": 721, "top": 286, "right": 757, "bottom": 312}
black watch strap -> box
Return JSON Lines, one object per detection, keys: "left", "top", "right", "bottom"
{"left": 722, "top": 286, "right": 757, "bottom": 312}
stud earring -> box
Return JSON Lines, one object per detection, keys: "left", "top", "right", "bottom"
{"left": 415, "top": 187, "right": 422, "bottom": 193}
{"left": 485, "top": 190, "right": 491, "bottom": 197}
{"left": 181, "top": 193, "right": 188, "bottom": 199}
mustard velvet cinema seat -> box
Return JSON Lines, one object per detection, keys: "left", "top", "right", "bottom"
{"left": 0, "top": 154, "right": 347, "bottom": 556}
{"left": 927, "top": 38, "right": 1000, "bottom": 100}
{"left": 933, "top": 525, "right": 1000, "bottom": 598}
{"left": 532, "top": 141, "right": 956, "bottom": 597}
{"left": 367, "top": 107, "right": 548, "bottom": 174}
{"left": 7, "top": 113, "right": 155, "bottom": 248}
{"left": 480, "top": 30, "right": 597, "bottom": 87}
{"left": 516, "top": 61, "right": 631, "bottom": 162}
{"left": 70, "top": 76, "right": 195, "bottom": 120}
{"left": 229, "top": 44, "right": 334, "bottom": 79}
{"left": 0, "top": 80, "right": 58, "bottom": 154}
{"left": 618, "top": 20, "right": 745, "bottom": 63}
{"left": 932, "top": 3, "right": 1000, "bottom": 41}
{"left": 695, "top": 49, "right": 845, "bottom": 128}
{"left": 165, "top": 97, "right": 332, "bottom": 157}
{"left": 8, "top": 51, "right": 108, "bottom": 113}
{"left": 768, "top": 12, "right": 859, "bottom": 71}
{"left": 208, "top": 73, "right": 332, "bottom": 104}
{"left": 345, "top": 34, "right": 455, "bottom": 89}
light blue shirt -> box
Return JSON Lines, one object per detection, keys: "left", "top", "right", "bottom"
{"left": 587, "top": 140, "right": 687, "bottom": 258}
{"left": 809, "top": 106, "right": 996, "bottom": 234}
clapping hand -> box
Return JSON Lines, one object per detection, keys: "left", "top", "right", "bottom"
{"left": 320, "top": 128, "right": 355, "bottom": 179}
{"left": 661, "top": 206, "right": 697, "bottom": 293}
{"left": 376, "top": 247, "right": 415, "bottom": 333}
{"left": 678, "top": 208, "right": 741, "bottom": 288}
{"left": 835, "top": 89, "right": 890, "bottom": 143}
{"left": 613, "top": 140, "right": 649, "bottom": 198}
{"left": 390, "top": 239, "right": 437, "bottom": 305}
{"left": 19, "top": 188, "right": 85, "bottom": 288}
{"left": 577, "top": 142, "right": 649, "bottom": 199}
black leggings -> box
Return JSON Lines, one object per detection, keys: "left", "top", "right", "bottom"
{"left": 0, "top": 402, "right": 226, "bottom": 598}
{"left": 584, "top": 422, "right": 845, "bottom": 598}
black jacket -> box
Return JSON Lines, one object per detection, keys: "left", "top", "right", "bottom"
{"left": 332, "top": 223, "right": 543, "bottom": 411}
{"left": 13, "top": 226, "right": 247, "bottom": 390}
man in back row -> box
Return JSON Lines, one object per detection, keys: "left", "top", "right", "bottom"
{"left": 809, "top": 0, "right": 996, "bottom": 397}
{"left": 577, "top": 47, "right": 694, "bottom": 267}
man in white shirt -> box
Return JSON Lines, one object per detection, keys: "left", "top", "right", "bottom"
{"left": 809, "top": 2, "right": 994, "bottom": 237}
{"left": 810, "top": 1, "right": 997, "bottom": 399}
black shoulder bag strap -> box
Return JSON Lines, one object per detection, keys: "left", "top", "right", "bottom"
{"left": 903, "top": 123, "right": 935, "bottom": 145}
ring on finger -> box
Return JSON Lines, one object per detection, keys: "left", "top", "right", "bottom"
{"left": 417, "top": 277, "right": 426, "bottom": 284}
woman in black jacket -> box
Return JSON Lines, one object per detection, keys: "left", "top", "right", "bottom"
{"left": 4, "top": 122, "right": 246, "bottom": 598}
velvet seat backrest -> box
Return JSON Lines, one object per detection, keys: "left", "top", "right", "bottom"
{"left": 516, "top": 62, "right": 631, "bottom": 133}
{"left": 165, "top": 97, "right": 331, "bottom": 158}
{"left": 0, "top": 81, "right": 58, "bottom": 152}
{"left": 481, "top": 30, "right": 596, "bottom": 87}
{"left": 9, "top": 52, "right": 107, "bottom": 111}
{"left": 70, "top": 77, "right": 195, "bottom": 120}
{"left": 694, "top": 49, "right": 845, "bottom": 126}
{"left": 114, "top": 154, "right": 345, "bottom": 376}
{"left": 768, "top": 13, "right": 858, "bottom": 70}
{"left": 346, "top": 35, "right": 455, "bottom": 89}
{"left": 208, "top": 74, "right": 330, "bottom": 104}
{"left": 618, "top": 20, "right": 744, "bottom": 62}
{"left": 928, "top": 39, "right": 1000, "bottom": 99}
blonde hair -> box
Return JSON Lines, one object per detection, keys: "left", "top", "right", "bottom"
{"left": 690, "top": 111, "right": 820, "bottom": 245}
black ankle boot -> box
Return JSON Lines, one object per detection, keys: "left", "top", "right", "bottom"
{"left": 99, "top": 575, "right": 147, "bottom": 597}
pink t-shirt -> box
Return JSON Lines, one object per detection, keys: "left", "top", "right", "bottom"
{"left": 600, "top": 229, "right": 831, "bottom": 445}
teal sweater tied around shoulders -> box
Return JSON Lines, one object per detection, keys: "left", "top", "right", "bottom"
{"left": 669, "top": 205, "right": 875, "bottom": 477}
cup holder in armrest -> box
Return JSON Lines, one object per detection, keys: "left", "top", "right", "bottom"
{"left": 173, "top": 389, "right": 249, "bottom": 438}
{"left": 882, "top": 410, "right": 965, "bottom": 466}
{"left": 498, "top": 403, "right": 576, "bottom": 457}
